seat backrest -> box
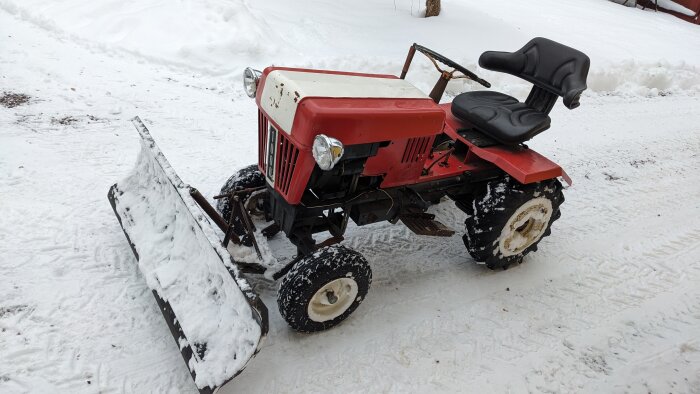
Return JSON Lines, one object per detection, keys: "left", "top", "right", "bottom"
{"left": 479, "top": 37, "right": 590, "bottom": 109}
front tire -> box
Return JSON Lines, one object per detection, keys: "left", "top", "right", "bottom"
{"left": 462, "top": 176, "right": 564, "bottom": 270}
{"left": 277, "top": 245, "right": 372, "bottom": 333}
{"left": 216, "top": 164, "right": 265, "bottom": 235}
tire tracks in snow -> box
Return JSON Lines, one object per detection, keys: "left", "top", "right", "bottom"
{"left": 241, "top": 225, "right": 700, "bottom": 393}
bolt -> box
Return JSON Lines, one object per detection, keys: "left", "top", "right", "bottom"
{"left": 326, "top": 290, "right": 338, "bottom": 304}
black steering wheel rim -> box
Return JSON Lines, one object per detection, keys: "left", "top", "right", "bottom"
{"left": 413, "top": 44, "right": 491, "bottom": 88}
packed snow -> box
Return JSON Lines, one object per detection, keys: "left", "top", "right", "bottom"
{"left": 1, "top": 0, "right": 699, "bottom": 393}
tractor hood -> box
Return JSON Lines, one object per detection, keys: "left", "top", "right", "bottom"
{"left": 256, "top": 67, "right": 445, "bottom": 146}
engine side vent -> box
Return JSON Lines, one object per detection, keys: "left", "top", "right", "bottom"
{"left": 258, "top": 110, "right": 268, "bottom": 174}
{"left": 401, "top": 136, "right": 432, "bottom": 163}
{"left": 275, "top": 132, "right": 299, "bottom": 195}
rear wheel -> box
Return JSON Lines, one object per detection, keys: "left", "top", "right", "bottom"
{"left": 216, "top": 164, "right": 265, "bottom": 235}
{"left": 462, "top": 176, "right": 564, "bottom": 270}
{"left": 277, "top": 245, "right": 372, "bottom": 333}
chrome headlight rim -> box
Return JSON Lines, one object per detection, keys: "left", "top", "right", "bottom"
{"left": 242, "top": 67, "right": 262, "bottom": 98}
{"left": 312, "top": 134, "right": 344, "bottom": 171}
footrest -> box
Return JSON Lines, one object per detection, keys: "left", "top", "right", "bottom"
{"left": 399, "top": 213, "right": 455, "bottom": 237}
{"left": 458, "top": 128, "right": 500, "bottom": 147}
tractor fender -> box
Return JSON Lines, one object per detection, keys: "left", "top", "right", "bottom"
{"left": 440, "top": 103, "right": 570, "bottom": 186}
{"left": 470, "top": 143, "right": 572, "bottom": 186}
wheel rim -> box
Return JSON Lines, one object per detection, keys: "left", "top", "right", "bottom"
{"left": 307, "top": 277, "right": 358, "bottom": 323}
{"left": 498, "top": 197, "right": 553, "bottom": 257}
{"left": 244, "top": 189, "right": 267, "bottom": 217}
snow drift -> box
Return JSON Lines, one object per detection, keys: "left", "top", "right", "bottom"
{"left": 2, "top": 0, "right": 699, "bottom": 96}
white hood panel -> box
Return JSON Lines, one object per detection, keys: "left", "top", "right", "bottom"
{"left": 260, "top": 70, "right": 428, "bottom": 132}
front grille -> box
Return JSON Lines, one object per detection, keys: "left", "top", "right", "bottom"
{"left": 401, "top": 136, "right": 432, "bottom": 163}
{"left": 257, "top": 110, "right": 268, "bottom": 174}
{"left": 275, "top": 130, "right": 299, "bottom": 196}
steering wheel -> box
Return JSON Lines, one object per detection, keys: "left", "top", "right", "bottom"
{"left": 413, "top": 44, "right": 491, "bottom": 88}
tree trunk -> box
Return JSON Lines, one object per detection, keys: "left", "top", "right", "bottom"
{"left": 425, "top": 0, "right": 441, "bottom": 17}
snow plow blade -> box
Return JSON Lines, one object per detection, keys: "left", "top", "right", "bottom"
{"left": 108, "top": 117, "right": 268, "bottom": 393}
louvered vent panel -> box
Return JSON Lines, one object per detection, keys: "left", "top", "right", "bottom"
{"left": 258, "top": 110, "right": 268, "bottom": 174}
{"left": 275, "top": 132, "right": 299, "bottom": 195}
{"left": 401, "top": 136, "right": 432, "bottom": 163}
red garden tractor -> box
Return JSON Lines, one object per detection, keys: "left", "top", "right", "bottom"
{"left": 109, "top": 37, "right": 589, "bottom": 393}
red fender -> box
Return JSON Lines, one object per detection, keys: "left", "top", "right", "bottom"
{"left": 441, "top": 103, "right": 572, "bottom": 186}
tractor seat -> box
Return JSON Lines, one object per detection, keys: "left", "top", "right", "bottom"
{"left": 451, "top": 91, "right": 551, "bottom": 145}
{"left": 452, "top": 37, "right": 590, "bottom": 146}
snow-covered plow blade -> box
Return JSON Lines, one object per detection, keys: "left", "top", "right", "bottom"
{"left": 108, "top": 117, "right": 268, "bottom": 393}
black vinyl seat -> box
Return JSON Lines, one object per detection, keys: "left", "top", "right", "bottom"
{"left": 452, "top": 91, "right": 551, "bottom": 145}
{"left": 452, "top": 37, "right": 590, "bottom": 145}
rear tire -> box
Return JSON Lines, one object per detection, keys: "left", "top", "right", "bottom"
{"left": 277, "top": 245, "right": 372, "bottom": 333}
{"left": 216, "top": 164, "right": 265, "bottom": 235}
{"left": 462, "top": 176, "right": 564, "bottom": 270}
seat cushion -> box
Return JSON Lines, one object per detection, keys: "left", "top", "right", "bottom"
{"left": 451, "top": 91, "right": 551, "bottom": 145}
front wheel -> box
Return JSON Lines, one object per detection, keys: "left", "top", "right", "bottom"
{"left": 277, "top": 245, "right": 372, "bottom": 333}
{"left": 216, "top": 164, "right": 266, "bottom": 235}
{"left": 462, "top": 176, "right": 564, "bottom": 270}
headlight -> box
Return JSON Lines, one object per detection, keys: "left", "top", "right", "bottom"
{"left": 242, "top": 67, "right": 262, "bottom": 98}
{"left": 312, "top": 134, "right": 344, "bottom": 170}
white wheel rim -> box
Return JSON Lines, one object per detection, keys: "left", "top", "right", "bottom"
{"left": 307, "top": 277, "right": 358, "bottom": 323}
{"left": 498, "top": 197, "right": 553, "bottom": 257}
{"left": 245, "top": 189, "right": 267, "bottom": 217}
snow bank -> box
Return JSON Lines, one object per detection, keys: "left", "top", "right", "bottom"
{"left": 0, "top": 0, "right": 282, "bottom": 74}
{"left": 2, "top": 0, "right": 699, "bottom": 97}
{"left": 587, "top": 60, "right": 700, "bottom": 96}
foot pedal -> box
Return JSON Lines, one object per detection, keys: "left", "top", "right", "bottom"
{"left": 399, "top": 213, "right": 455, "bottom": 237}
{"left": 261, "top": 223, "right": 280, "bottom": 238}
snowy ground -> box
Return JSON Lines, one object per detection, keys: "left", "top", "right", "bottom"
{"left": 1, "top": 0, "right": 700, "bottom": 393}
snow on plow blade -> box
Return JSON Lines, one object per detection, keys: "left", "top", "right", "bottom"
{"left": 108, "top": 117, "right": 268, "bottom": 393}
